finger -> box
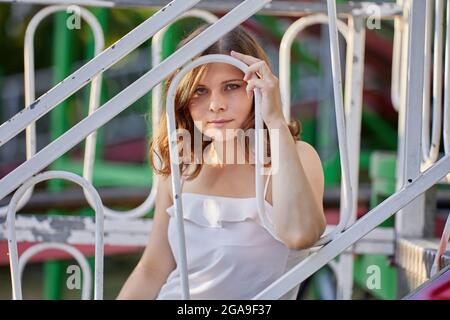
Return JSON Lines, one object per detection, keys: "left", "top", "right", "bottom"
{"left": 230, "top": 50, "right": 261, "bottom": 65}
{"left": 243, "top": 61, "right": 264, "bottom": 80}
{"left": 246, "top": 78, "right": 267, "bottom": 96}
{"left": 244, "top": 71, "right": 262, "bottom": 82}
{"left": 243, "top": 61, "right": 272, "bottom": 80}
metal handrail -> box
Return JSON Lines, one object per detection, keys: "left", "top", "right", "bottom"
{"left": 0, "top": 5, "right": 104, "bottom": 217}
{"left": 2, "top": 0, "right": 442, "bottom": 301}
{"left": 444, "top": 0, "right": 450, "bottom": 183}
{"left": 2, "top": 0, "right": 272, "bottom": 301}
{"left": 279, "top": 14, "right": 349, "bottom": 123}
{"left": 6, "top": 170, "right": 104, "bottom": 300}
{"left": 253, "top": 0, "right": 434, "bottom": 300}
{"left": 18, "top": 242, "right": 93, "bottom": 300}
{"left": 279, "top": 13, "right": 355, "bottom": 247}
{"left": 164, "top": 54, "right": 270, "bottom": 299}
{"left": 253, "top": 152, "right": 450, "bottom": 299}
{"left": 391, "top": 0, "right": 404, "bottom": 112}
{"left": 314, "top": 0, "right": 354, "bottom": 246}
{"left": 0, "top": 0, "right": 270, "bottom": 201}
{"left": 421, "top": 0, "right": 443, "bottom": 170}
{"left": 0, "top": 0, "right": 203, "bottom": 150}
{"left": 110, "top": 9, "right": 219, "bottom": 219}
{"left": 279, "top": 13, "right": 364, "bottom": 299}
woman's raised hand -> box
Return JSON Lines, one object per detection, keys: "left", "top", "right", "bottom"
{"left": 230, "top": 50, "right": 284, "bottom": 126}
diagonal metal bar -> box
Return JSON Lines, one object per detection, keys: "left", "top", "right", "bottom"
{"left": 0, "top": 0, "right": 202, "bottom": 148}
{"left": 254, "top": 0, "right": 432, "bottom": 300}
{"left": 0, "top": 0, "right": 272, "bottom": 201}
{"left": 253, "top": 153, "right": 450, "bottom": 299}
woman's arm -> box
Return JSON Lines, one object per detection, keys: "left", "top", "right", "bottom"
{"left": 267, "top": 119, "right": 326, "bottom": 250}
{"left": 116, "top": 174, "right": 176, "bottom": 299}
{"left": 230, "top": 50, "right": 326, "bottom": 250}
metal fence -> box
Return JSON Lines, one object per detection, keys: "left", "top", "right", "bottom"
{"left": 0, "top": 0, "right": 448, "bottom": 300}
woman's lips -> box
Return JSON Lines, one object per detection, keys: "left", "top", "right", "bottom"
{"left": 208, "top": 119, "right": 233, "bottom": 127}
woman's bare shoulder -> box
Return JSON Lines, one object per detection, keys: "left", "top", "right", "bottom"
{"left": 157, "top": 174, "right": 174, "bottom": 205}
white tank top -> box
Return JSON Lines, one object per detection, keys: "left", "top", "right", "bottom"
{"left": 156, "top": 168, "right": 310, "bottom": 300}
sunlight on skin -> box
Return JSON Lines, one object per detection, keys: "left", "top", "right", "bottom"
{"left": 188, "top": 62, "right": 254, "bottom": 166}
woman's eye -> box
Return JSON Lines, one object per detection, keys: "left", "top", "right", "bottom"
{"left": 194, "top": 87, "right": 207, "bottom": 95}
{"left": 225, "top": 83, "right": 240, "bottom": 90}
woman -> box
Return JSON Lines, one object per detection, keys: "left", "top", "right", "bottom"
{"left": 117, "top": 24, "right": 326, "bottom": 300}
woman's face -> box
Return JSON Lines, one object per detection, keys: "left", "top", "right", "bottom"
{"left": 187, "top": 62, "right": 253, "bottom": 141}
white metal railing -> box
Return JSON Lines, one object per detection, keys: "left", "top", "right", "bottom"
{"left": 0, "top": 0, "right": 203, "bottom": 151}
{"left": 391, "top": 0, "right": 406, "bottom": 112}
{"left": 279, "top": 14, "right": 349, "bottom": 124}
{"left": 444, "top": 0, "right": 450, "bottom": 183}
{"left": 163, "top": 0, "right": 379, "bottom": 301}
{"left": 279, "top": 12, "right": 366, "bottom": 299}
{"left": 252, "top": 0, "right": 445, "bottom": 299}
{"left": 393, "top": 0, "right": 411, "bottom": 195}
{"left": 165, "top": 54, "right": 273, "bottom": 299}
{"left": 2, "top": 6, "right": 103, "bottom": 300}
{"left": 1, "top": 0, "right": 447, "bottom": 300}
{"left": 0, "top": 5, "right": 104, "bottom": 217}
{"left": 18, "top": 242, "right": 93, "bottom": 300}
{"left": 253, "top": 153, "right": 450, "bottom": 299}
{"left": 338, "top": 15, "right": 366, "bottom": 299}
{"left": 280, "top": 14, "right": 355, "bottom": 246}
{"left": 6, "top": 171, "right": 104, "bottom": 300}
{"left": 0, "top": 214, "right": 391, "bottom": 252}
{"left": 90, "top": 9, "right": 219, "bottom": 220}
{"left": 314, "top": 0, "right": 355, "bottom": 300}
{"left": 314, "top": 0, "right": 353, "bottom": 246}
{"left": 421, "top": 0, "right": 443, "bottom": 170}
{"left": 1, "top": 0, "right": 272, "bottom": 300}
{"left": 120, "top": 9, "right": 220, "bottom": 220}
{"left": 0, "top": 0, "right": 270, "bottom": 200}
{"left": 393, "top": 0, "right": 449, "bottom": 184}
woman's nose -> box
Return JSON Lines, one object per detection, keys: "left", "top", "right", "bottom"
{"left": 209, "top": 92, "right": 227, "bottom": 112}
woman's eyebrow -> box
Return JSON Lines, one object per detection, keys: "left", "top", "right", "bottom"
{"left": 221, "top": 79, "right": 245, "bottom": 84}
{"left": 197, "top": 79, "right": 244, "bottom": 86}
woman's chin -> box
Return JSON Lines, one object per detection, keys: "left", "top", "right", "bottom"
{"left": 204, "top": 128, "right": 237, "bottom": 142}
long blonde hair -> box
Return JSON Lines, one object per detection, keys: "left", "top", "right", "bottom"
{"left": 148, "top": 24, "right": 301, "bottom": 180}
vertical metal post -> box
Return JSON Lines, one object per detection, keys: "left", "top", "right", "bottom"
{"left": 84, "top": 7, "right": 108, "bottom": 164}
{"left": 395, "top": 0, "right": 428, "bottom": 298}
{"left": 45, "top": 10, "right": 75, "bottom": 300}
{"left": 83, "top": 6, "right": 108, "bottom": 299}
{"left": 318, "top": 23, "right": 340, "bottom": 186}
{"left": 395, "top": 0, "right": 427, "bottom": 238}
{"left": 444, "top": 0, "right": 450, "bottom": 183}
{"left": 395, "top": 0, "right": 410, "bottom": 192}
{"left": 337, "top": 15, "right": 366, "bottom": 300}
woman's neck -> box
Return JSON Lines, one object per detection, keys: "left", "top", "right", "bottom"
{"left": 206, "top": 137, "right": 246, "bottom": 166}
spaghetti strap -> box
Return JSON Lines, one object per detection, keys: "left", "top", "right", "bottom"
{"left": 263, "top": 167, "right": 272, "bottom": 201}
{"left": 180, "top": 175, "right": 186, "bottom": 193}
